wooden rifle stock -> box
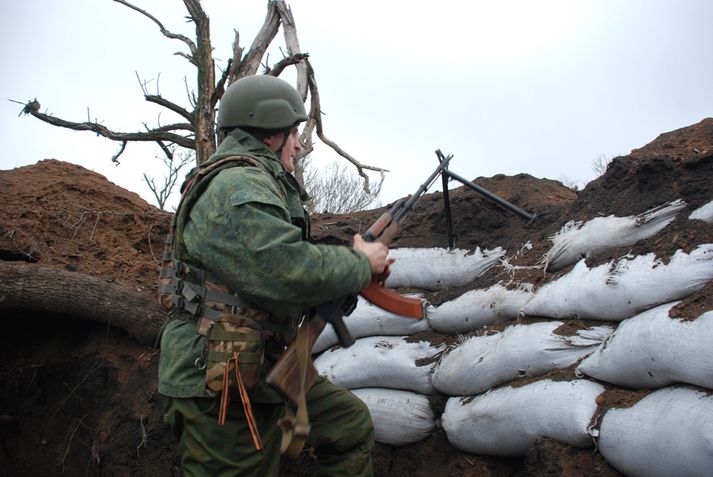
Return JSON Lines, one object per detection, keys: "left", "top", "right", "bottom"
{"left": 265, "top": 318, "right": 324, "bottom": 406}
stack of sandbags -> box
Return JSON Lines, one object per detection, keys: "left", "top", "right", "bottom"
{"left": 522, "top": 244, "right": 713, "bottom": 321}
{"left": 314, "top": 335, "right": 443, "bottom": 446}
{"left": 595, "top": 387, "right": 713, "bottom": 477}
{"left": 573, "top": 302, "right": 713, "bottom": 476}
{"left": 350, "top": 388, "right": 436, "bottom": 446}
{"left": 432, "top": 321, "right": 612, "bottom": 395}
{"left": 311, "top": 245, "right": 509, "bottom": 446}
{"left": 577, "top": 303, "right": 713, "bottom": 389}
{"left": 441, "top": 379, "right": 604, "bottom": 456}
{"left": 426, "top": 283, "right": 534, "bottom": 333}
{"left": 387, "top": 247, "right": 504, "bottom": 290}
{"left": 543, "top": 200, "right": 685, "bottom": 272}
{"left": 312, "top": 219, "right": 713, "bottom": 469}
{"left": 314, "top": 335, "right": 443, "bottom": 395}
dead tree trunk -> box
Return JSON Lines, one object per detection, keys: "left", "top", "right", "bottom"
{"left": 184, "top": 0, "right": 217, "bottom": 164}
{"left": 0, "top": 262, "right": 164, "bottom": 346}
{"left": 17, "top": 0, "right": 388, "bottom": 184}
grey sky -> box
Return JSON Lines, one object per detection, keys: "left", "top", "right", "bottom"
{"left": 2, "top": 0, "right": 711, "bottom": 209}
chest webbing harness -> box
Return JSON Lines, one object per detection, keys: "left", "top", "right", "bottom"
{"left": 158, "top": 155, "right": 262, "bottom": 316}
{"left": 158, "top": 155, "right": 282, "bottom": 451}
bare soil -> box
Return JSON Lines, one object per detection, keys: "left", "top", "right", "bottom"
{"left": 1, "top": 118, "right": 712, "bottom": 476}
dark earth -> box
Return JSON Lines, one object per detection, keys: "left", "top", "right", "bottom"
{"left": 1, "top": 118, "right": 712, "bottom": 476}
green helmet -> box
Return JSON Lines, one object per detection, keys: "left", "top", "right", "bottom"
{"left": 217, "top": 75, "right": 308, "bottom": 131}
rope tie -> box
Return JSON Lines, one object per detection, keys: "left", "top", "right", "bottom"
{"left": 219, "top": 352, "right": 263, "bottom": 450}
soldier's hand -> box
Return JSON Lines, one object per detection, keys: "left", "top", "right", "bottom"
{"left": 353, "top": 234, "right": 391, "bottom": 274}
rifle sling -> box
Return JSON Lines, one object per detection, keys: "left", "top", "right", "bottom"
{"left": 276, "top": 320, "right": 312, "bottom": 458}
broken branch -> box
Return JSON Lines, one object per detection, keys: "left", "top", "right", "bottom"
{"left": 267, "top": 52, "right": 309, "bottom": 78}
{"left": 144, "top": 95, "right": 194, "bottom": 123}
{"left": 113, "top": 0, "right": 197, "bottom": 57}
{"left": 111, "top": 141, "right": 128, "bottom": 165}
{"left": 28, "top": 107, "right": 194, "bottom": 149}
{"left": 304, "top": 60, "right": 388, "bottom": 190}
{"left": 238, "top": 2, "right": 281, "bottom": 79}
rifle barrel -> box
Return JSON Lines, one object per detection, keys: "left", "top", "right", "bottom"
{"left": 392, "top": 152, "right": 452, "bottom": 223}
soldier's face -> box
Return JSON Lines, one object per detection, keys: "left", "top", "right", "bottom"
{"left": 264, "top": 127, "right": 301, "bottom": 173}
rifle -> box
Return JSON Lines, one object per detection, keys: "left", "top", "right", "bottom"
{"left": 266, "top": 155, "right": 451, "bottom": 405}
{"left": 265, "top": 150, "right": 535, "bottom": 457}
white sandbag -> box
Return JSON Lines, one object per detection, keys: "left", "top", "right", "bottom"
{"left": 432, "top": 321, "right": 613, "bottom": 396}
{"left": 442, "top": 379, "right": 604, "bottom": 457}
{"left": 427, "top": 283, "right": 534, "bottom": 333}
{"left": 577, "top": 302, "right": 713, "bottom": 389}
{"left": 597, "top": 386, "right": 713, "bottom": 477}
{"left": 543, "top": 200, "right": 685, "bottom": 272}
{"left": 386, "top": 247, "right": 504, "bottom": 290}
{"left": 313, "top": 296, "right": 431, "bottom": 354}
{"left": 351, "top": 388, "right": 435, "bottom": 446}
{"left": 689, "top": 199, "right": 713, "bottom": 223}
{"left": 314, "top": 336, "right": 444, "bottom": 394}
{"left": 522, "top": 244, "right": 713, "bottom": 321}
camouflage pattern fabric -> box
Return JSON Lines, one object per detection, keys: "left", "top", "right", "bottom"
{"left": 203, "top": 315, "right": 265, "bottom": 397}
{"left": 164, "top": 377, "right": 374, "bottom": 477}
{"left": 159, "top": 127, "right": 372, "bottom": 401}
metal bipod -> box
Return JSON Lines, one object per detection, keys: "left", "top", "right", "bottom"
{"left": 434, "top": 150, "right": 535, "bottom": 249}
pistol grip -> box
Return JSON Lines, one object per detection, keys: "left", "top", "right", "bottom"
{"left": 331, "top": 315, "right": 355, "bottom": 348}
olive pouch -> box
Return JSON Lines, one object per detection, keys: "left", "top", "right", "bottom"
{"left": 203, "top": 315, "right": 265, "bottom": 397}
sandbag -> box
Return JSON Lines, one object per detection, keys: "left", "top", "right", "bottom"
{"left": 441, "top": 379, "right": 604, "bottom": 457}
{"left": 543, "top": 200, "right": 685, "bottom": 272}
{"left": 427, "top": 283, "right": 534, "bottom": 333}
{"left": 313, "top": 336, "right": 444, "bottom": 394}
{"left": 351, "top": 388, "right": 435, "bottom": 446}
{"left": 597, "top": 386, "right": 713, "bottom": 477}
{"left": 432, "top": 321, "right": 613, "bottom": 396}
{"left": 522, "top": 244, "right": 713, "bottom": 321}
{"left": 689, "top": 199, "right": 713, "bottom": 223}
{"left": 577, "top": 302, "right": 713, "bottom": 390}
{"left": 313, "top": 296, "right": 431, "bottom": 354}
{"left": 386, "top": 247, "right": 504, "bottom": 290}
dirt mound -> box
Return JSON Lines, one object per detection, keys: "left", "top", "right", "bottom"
{"left": 629, "top": 117, "right": 713, "bottom": 160}
{"left": 0, "top": 159, "right": 171, "bottom": 288}
{"left": 1, "top": 119, "right": 712, "bottom": 476}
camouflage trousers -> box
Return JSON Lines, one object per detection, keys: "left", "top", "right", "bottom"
{"left": 164, "top": 377, "right": 375, "bottom": 476}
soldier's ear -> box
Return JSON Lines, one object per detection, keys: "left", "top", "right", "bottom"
{"left": 262, "top": 134, "right": 281, "bottom": 152}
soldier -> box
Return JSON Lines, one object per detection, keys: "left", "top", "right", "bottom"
{"left": 158, "top": 74, "right": 387, "bottom": 476}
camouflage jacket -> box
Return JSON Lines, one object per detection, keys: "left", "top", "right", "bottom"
{"left": 158, "top": 128, "right": 372, "bottom": 401}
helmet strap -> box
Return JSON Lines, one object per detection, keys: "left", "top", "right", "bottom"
{"left": 274, "top": 127, "right": 293, "bottom": 157}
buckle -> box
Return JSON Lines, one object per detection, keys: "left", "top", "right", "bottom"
{"left": 172, "top": 295, "right": 185, "bottom": 310}
{"left": 173, "top": 260, "right": 186, "bottom": 275}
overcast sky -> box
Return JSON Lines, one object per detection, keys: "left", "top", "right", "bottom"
{"left": 2, "top": 0, "right": 712, "bottom": 210}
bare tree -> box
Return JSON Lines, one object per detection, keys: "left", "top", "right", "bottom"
{"left": 142, "top": 146, "right": 194, "bottom": 210}
{"left": 304, "top": 158, "right": 384, "bottom": 214}
{"left": 558, "top": 174, "right": 579, "bottom": 191}
{"left": 592, "top": 153, "right": 612, "bottom": 177}
{"left": 16, "top": 0, "right": 386, "bottom": 189}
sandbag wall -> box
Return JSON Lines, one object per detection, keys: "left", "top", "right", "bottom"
{"left": 312, "top": 200, "right": 713, "bottom": 477}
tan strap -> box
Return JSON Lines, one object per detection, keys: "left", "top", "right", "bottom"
{"left": 277, "top": 321, "right": 312, "bottom": 458}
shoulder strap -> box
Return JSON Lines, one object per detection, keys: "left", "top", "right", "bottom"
{"left": 173, "top": 155, "right": 267, "bottom": 259}
{"left": 158, "top": 155, "right": 260, "bottom": 312}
